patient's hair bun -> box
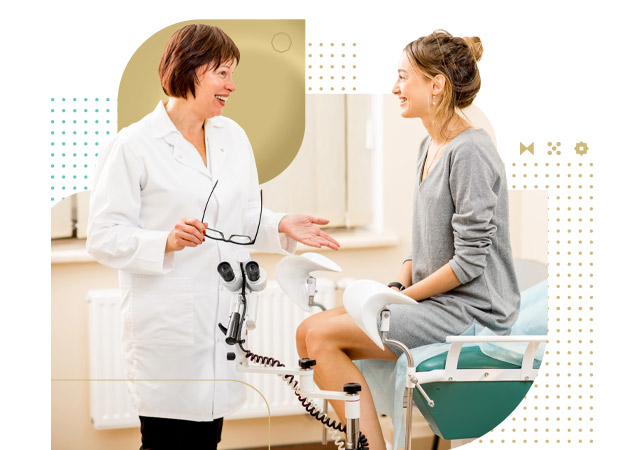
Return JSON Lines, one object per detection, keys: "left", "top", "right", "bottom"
{"left": 462, "top": 36, "right": 483, "bottom": 62}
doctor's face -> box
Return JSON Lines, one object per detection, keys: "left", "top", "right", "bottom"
{"left": 193, "top": 59, "right": 237, "bottom": 118}
{"left": 392, "top": 53, "right": 433, "bottom": 119}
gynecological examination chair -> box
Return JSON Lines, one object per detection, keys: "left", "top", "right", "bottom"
{"left": 345, "top": 259, "right": 548, "bottom": 450}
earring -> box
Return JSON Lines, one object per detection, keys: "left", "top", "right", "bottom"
{"left": 432, "top": 96, "right": 436, "bottom": 105}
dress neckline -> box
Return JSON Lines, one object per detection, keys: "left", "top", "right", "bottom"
{"left": 419, "top": 128, "right": 476, "bottom": 184}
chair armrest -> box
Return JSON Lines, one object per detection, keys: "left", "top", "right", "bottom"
{"left": 444, "top": 335, "right": 547, "bottom": 380}
{"left": 446, "top": 335, "right": 547, "bottom": 343}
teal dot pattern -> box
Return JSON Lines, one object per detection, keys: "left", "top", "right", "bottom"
{"left": 49, "top": 97, "right": 114, "bottom": 203}
{"left": 469, "top": 146, "right": 595, "bottom": 446}
{"left": 306, "top": 42, "right": 358, "bottom": 92}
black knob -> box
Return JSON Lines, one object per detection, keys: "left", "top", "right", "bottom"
{"left": 343, "top": 383, "right": 361, "bottom": 395}
{"left": 299, "top": 358, "right": 317, "bottom": 369}
{"left": 227, "top": 352, "right": 236, "bottom": 361}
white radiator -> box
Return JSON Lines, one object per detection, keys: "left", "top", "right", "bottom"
{"left": 87, "top": 288, "right": 139, "bottom": 429}
{"left": 87, "top": 279, "right": 336, "bottom": 429}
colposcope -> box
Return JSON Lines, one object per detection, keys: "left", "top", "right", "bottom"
{"left": 216, "top": 250, "right": 367, "bottom": 450}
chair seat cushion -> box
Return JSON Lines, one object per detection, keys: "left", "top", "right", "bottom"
{"left": 414, "top": 346, "right": 535, "bottom": 439}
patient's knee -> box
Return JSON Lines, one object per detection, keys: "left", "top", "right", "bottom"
{"left": 304, "top": 326, "right": 337, "bottom": 359}
{"left": 296, "top": 320, "right": 310, "bottom": 358}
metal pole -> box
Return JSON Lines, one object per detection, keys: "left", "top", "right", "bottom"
{"left": 322, "top": 399, "right": 328, "bottom": 444}
{"left": 381, "top": 308, "right": 416, "bottom": 450}
{"left": 311, "top": 294, "right": 328, "bottom": 445}
{"left": 404, "top": 386, "right": 414, "bottom": 449}
{"left": 343, "top": 383, "right": 361, "bottom": 449}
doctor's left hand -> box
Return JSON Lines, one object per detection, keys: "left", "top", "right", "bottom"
{"left": 278, "top": 214, "right": 340, "bottom": 251}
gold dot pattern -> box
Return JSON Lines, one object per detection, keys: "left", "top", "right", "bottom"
{"left": 306, "top": 42, "right": 357, "bottom": 92}
{"left": 469, "top": 152, "right": 595, "bottom": 446}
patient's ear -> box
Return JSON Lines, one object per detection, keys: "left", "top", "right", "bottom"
{"left": 431, "top": 74, "right": 446, "bottom": 96}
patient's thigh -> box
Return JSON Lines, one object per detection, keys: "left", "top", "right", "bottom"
{"left": 300, "top": 305, "right": 347, "bottom": 330}
{"left": 313, "top": 312, "right": 398, "bottom": 362}
{"left": 296, "top": 306, "right": 347, "bottom": 356}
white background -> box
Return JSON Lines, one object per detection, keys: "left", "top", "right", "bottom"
{"left": 1, "top": 0, "right": 628, "bottom": 448}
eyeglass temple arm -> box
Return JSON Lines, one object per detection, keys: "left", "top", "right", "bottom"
{"left": 201, "top": 180, "right": 220, "bottom": 223}
{"left": 251, "top": 190, "right": 263, "bottom": 243}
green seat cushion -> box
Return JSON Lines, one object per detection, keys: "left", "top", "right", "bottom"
{"left": 413, "top": 346, "right": 534, "bottom": 440}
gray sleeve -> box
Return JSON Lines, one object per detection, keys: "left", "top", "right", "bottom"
{"left": 447, "top": 143, "right": 499, "bottom": 284}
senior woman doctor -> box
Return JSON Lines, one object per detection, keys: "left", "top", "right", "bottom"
{"left": 86, "top": 24, "right": 339, "bottom": 450}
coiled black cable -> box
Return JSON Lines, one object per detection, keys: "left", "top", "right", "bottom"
{"left": 242, "top": 348, "right": 369, "bottom": 449}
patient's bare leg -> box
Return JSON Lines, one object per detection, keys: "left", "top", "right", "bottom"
{"left": 296, "top": 306, "right": 346, "bottom": 358}
{"left": 298, "top": 309, "right": 398, "bottom": 450}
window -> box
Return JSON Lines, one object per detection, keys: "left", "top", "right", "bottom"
{"left": 51, "top": 191, "right": 90, "bottom": 239}
{"left": 262, "top": 94, "right": 376, "bottom": 229}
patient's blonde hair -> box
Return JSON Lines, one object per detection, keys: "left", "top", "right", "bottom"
{"left": 404, "top": 30, "right": 483, "bottom": 140}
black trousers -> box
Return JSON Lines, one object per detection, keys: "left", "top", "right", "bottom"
{"left": 139, "top": 416, "right": 224, "bottom": 450}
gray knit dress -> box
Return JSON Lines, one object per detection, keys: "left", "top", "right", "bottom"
{"left": 386, "top": 128, "right": 521, "bottom": 356}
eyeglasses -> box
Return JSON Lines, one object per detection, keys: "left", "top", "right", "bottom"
{"left": 201, "top": 180, "right": 263, "bottom": 246}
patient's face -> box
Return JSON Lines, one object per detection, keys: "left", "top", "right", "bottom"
{"left": 392, "top": 53, "right": 432, "bottom": 119}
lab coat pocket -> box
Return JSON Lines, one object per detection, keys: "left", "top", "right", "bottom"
{"left": 129, "top": 277, "right": 195, "bottom": 347}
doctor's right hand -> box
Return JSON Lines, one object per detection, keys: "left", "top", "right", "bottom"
{"left": 165, "top": 218, "right": 207, "bottom": 253}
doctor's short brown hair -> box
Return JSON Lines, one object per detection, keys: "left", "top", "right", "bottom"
{"left": 159, "top": 24, "right": 240, "bottom": 99}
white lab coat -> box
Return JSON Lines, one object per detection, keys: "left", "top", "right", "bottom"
{"left": 87, "top": 101, "right": 295, "bottom": 421}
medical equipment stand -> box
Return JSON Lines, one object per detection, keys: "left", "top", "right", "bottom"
{"left": 305, "top": 274, "right": 332, "bottom": 446}
{"left": 217, "top": 252, "right": 368, "bottom": 449}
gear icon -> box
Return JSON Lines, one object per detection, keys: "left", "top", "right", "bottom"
{"left": 575, "top": 141, "right": 589, "bottom": 156}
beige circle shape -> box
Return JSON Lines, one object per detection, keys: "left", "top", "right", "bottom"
{"left": 271, "top": 32, "right": 292, "bottom": 53}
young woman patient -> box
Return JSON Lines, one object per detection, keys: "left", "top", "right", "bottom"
{"left": 296, "top": 30, "right": 520, "bottom": 450}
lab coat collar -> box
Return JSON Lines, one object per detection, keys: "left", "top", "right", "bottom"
{"left": 150, "top": 101, "right": 179, "bottom": 139}
{"left": 150, "top": 101, "right": 227, "bottom": 181}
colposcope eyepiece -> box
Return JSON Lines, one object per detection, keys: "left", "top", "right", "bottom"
{"left": 245, "top": 261, "right": 260, "bottom": 282}
{"left": 218, "top": 261, "right": 235, "bottom": 282}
